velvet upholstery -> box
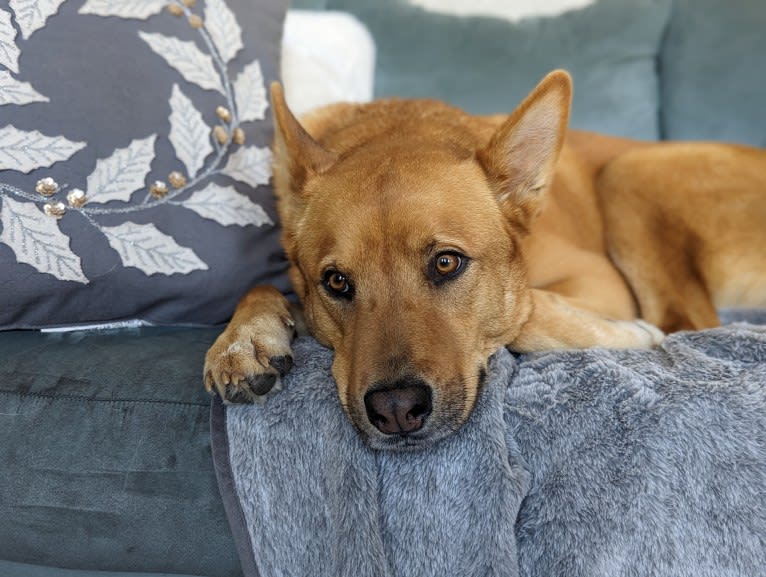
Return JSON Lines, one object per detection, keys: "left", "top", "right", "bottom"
{"left": 296, "top": 0, "right": 672, "bottom": 139}
{"left": 0, "top": 327, "right": 240, "bottom": 577}
{"left": 660, "top": 0, "right": 766, "bottom": 145}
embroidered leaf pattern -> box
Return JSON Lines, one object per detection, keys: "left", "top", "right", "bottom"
{"left": 0, "top": 125, "right": 86, "bottom": 173}
{"left": 0, "top": 197, "right": 89, "bottom": 283}
{"left": 223, "top": 146, "right": 272, "bottom": 188}
{"left": 79, "top": 0, "right": 168, "bottom": 20}
{"left": 182, "top": 184, "right": 272, "bottom": 227}
{"left": 86, "top": 135, "right": 157, "bottom": 204}
{"left": 0, "top": 0, "right": 269, "bottom": 286}
{"left": 0, "top": 70, "right": 49, "bottom": 105}
{"left": 102, "top": 222, "right": 208, "bottom": 275}
{"left": 205, "top": 0, "right": 243, "bottom": 64}
{"left": 169, "top": 84, "right": 212, "bottom": 179}
{"left": 0, "top": 9, "right": 20, "bottom": 73}
{"left": 235, "top": 60, "right": 268, "bottom": 122}
{"left": 9, "top": 0, "right": 66, "bottom": 40}
{"left": 139, "top": 31, "right": 224, "bottom": 93}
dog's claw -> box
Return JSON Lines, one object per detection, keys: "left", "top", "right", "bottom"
{"left": 224, "top": 383, "right": 255, "bottom": 405}
{"left": 269, "top": 354, "right": 294, "bottom": 376}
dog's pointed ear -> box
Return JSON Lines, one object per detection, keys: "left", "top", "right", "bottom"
{"left": 477, "top": 70, "right": 572, "bottom": 230}
{"left": 271, "top": 82, "right": 337, "bottom": 193}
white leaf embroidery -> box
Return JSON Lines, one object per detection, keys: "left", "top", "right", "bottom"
{"left": 222, "top": 146, "right": 272, "bottom": 188}
{"left": 0, "top": 125, "right": 86, "bottom": 173}
{"left": 0, "top": 9, "right": 20, "bottom": 74}
{"left": 0, "top": 70, "right": 49, "bottom": 105}
{"left": 234, "top": 60, "right": 268, "bottom": 122}
{"left": 9, "top": 0, "right": 66, "bottom": 40}
{"left": 138, "top": 31, "right": 224, "bottom": 93}
{"left": 86, "top": 135, "right": 157, "bottom": 204}
{"left": 169, "top": 84, "right": 212, "bottom": 179}
{"left": 79, "top": 0, "right": 168, "bottom": 20}
{"left": 182, "top": 183, "right": 273, "bottom": 227}
{"left": 102, "top": 221, "right": 208, "bottom": 275}
{"left": 204, "top": 0, "right": 243, "bottom": 64}
{"left": 0, "top": 196, "right": 89, "bottom": 283}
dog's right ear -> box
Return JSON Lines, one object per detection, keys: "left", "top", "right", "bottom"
{"left": 270, "top": 83, "right": 337, "bottom": 194}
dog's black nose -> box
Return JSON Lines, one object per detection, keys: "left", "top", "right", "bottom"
{"left": 364, "top": 381, "right": 432, "bottom": 435}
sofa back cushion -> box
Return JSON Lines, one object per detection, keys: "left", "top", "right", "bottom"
{"left": 660, "top": 0, "right": 766, "bottom": 146}
{"left": 316, "top": 0, "right": 672, "bottom": 140}
{"left": 0, "top": 0, "right": 289, "bottom": 329}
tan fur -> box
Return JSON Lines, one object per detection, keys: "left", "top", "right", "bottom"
{"left": 204, "top": 71, "right": 766, "bottom": 448}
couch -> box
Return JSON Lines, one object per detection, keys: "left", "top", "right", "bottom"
{"left": 1, "top": 1, "right": 764, "bottom": 576}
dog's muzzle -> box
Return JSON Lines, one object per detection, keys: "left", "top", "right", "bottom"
{"left": 363, "top": 379, "right": 432, "bottom": 435}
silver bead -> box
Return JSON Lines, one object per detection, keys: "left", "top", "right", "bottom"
{"left": 43, "top": 201, "right": 66, "bottom": 219}
{"left": 216, "top": 106, "right": 232, "bottom": 123}
{"left": 168, "top": 171, "right": 187, "bottom": 189}
{"left": 150, "top": 180, "right": 169, "bottom": 198}
{"left": 213, "top": 125, "right": 229, "bottom": 145}
{"left": 36, "top": 177, "right": 59, "bottom": 197}
{"left": 67, "top": 188, "right": 87, "bottom": 208}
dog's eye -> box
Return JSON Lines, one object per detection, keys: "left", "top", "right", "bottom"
{"left": 430, "top": 252, "right": 467, "bottom": 283}
{"left": 322, "top": 269, "right": 354, "bottom": 300}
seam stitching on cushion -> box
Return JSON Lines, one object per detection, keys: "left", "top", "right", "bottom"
{"left": 0, "top": 388, "right": 209, "bottom": 407}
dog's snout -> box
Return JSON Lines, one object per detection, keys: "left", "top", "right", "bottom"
{"left": 364, "top": 381, "right": 432, "bottom": 435}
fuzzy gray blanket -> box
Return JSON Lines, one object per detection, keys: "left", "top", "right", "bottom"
{"left": 211, "top": 318, "right": 766, "bottom": 577}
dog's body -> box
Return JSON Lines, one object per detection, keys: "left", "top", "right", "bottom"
{"left": 205, "top": 71, "right": 766, "bottom": 450}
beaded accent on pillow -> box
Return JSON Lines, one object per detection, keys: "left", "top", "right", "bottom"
{"left": 0, "top": 0, "right": 271, "bottom": 282}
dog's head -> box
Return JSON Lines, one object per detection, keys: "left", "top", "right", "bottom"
{"left": 271, "top": 71, "right": 571, "bottom": 449}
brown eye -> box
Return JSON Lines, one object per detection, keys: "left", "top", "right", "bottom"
{"left": 430, "top": 251, "right": 468, "bottom": 284}
{"left": 322, "top": 269, "right": 354, "bottom": 300}
{"left": 328, "top": 272, "right": 348, "bottom": 292}
{"left": 435, "top": 254, "right": 461, "bottom": 276}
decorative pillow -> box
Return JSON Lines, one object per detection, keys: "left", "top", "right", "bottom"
{"left": 320, "top": 0, "right": 672, "bottom": 139}
{"left": 0, "top": 0, "right": 289, "bottom": 329}
{"left": 660, "top": 0, "right": 766, "bottom": 146}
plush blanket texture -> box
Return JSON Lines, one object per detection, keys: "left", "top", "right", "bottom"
{"left": 212, "top": 318, "right": 766, "bottom": 577}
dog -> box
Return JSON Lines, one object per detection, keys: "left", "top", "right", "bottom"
{"left": 204, "top": 70, "right": 766, "bottom": 450}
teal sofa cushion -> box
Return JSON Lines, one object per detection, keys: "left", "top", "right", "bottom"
{"left": 0, "top": 327, "right": 240, "bottom": 577}
{"left": 660, "top": 0, "right": 766, "bottom": 146}
{"left": 0, "top": 560, "right": 207, "bottom": 577}
{"left": 316, "top": 0, "right": 672, "bottom": 139}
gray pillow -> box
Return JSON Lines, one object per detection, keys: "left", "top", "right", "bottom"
{"left": 0, "top": 0, "right": 289, "bottom": 329}
{"left": 323, "top": 0, "right": 671, "bottom": 139}
{"left": 660, "top": 0, "right": 766, "bottom": 146}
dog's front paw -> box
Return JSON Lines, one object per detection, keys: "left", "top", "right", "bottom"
{"left": 204, "top": 335, "right": 294, "bottom": 404}
{"left": 635, "top": 320, "right": 665, "bottom": 346}
{"left": 204, "top": 292, "right": 296, "bottom": 404}
{"left": 615, "top": 319, "right": 665, "bottom": 348}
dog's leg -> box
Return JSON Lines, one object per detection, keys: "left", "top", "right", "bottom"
{"left": 605, "top": 242, "right": 721, "bottom": 333}
{"left": 511, "top": 288, "right": 664, "bottom": 352}
{"left": 204, "top": 286, "right": 300, "bottom": 403}
{"left": 597, "top": 143, "right": 766, "bottom": 332}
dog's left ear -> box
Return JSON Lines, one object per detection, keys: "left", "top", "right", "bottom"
{"left": 270, "top": 82, "right": 338, "bottom": 194}
{"left": 477, "top": 70, "right": 572, "bottom": 230}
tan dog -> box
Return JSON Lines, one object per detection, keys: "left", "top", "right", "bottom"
{"left": 204, "top": 70, "right": 766, "bottom": 450}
